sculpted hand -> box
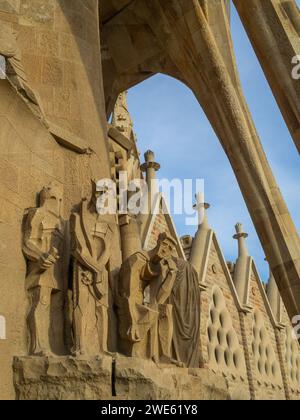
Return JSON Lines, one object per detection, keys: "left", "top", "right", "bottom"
{"left": 40, "top": 247, "right": 59, "bottom": 270}
{"left": 127, "top": 325, "right": 141, "bottom": 343}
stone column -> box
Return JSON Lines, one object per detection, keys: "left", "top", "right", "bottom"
{"left": 233, "top": 223, "right": 251, "bottom": 304}
{"left": 190, "top": 193, "right": 212, "bottom": 282}
{"left": 266, "top": 261, "right": 282, "bottom": 323}
{"left": 119, "top": 214, "right": 143, "bottom": 262}
{"left": 140, "top": 150, "right": 160, "bottom": 214}
{"left": 139, "top": 150, "right": 160, "bottom": 241}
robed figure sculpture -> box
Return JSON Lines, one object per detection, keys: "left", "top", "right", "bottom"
{"left": 70, "top": 181, "right": 113, "bottom": 356}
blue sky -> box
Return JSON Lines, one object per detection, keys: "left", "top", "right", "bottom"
{"left": 127, "top": 3, "right": 300, "bottom": 282}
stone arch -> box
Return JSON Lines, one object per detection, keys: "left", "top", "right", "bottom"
{"left": 100, "top": 0, "right": 300, "bottom": 322}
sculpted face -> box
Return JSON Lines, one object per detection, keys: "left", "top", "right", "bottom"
{"left": 151, "top": 233, "right": 177, "bottom": 264}
{"left": 40, "top": 182, "right": 63, "bottom": 206}
{"left": 156, "top": 240, "right": 174, "bottom": 260}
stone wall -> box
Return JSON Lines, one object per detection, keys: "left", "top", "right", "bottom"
{"left": 0, "top": 79, "right": 112, "bottom": 399}
{"left": 0, "top": 0, "right": 109, "bottom": 163}
{"left": 199, "top": 239, "right": 250, "bottom": 400}
{"left": 0, "top": 1, "right": 121, "bottom": 399}
{"left": 0, "top": 0, "right": 299, "bottom": 402}
{"left": 13, "top": 355, "right": 230, "bottom": 401}
{"left": 0, "top": 80, "right": 61, "bottom": 399}
{"left": 243, "top": 270, "right": 286, "bottom": 400}
{"left": 281, "top": 301, "right": 300, "bottom": 399}
{"left": 145, "top": 207, "right": 300, "bottom": 400}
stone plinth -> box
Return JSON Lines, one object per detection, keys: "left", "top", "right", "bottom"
{"left": 115, "top": 357, "right": 229, "bottom": 400}
{"left": 13, "top": 356, "right": 230, "bottom": 401}
{"left": 13, "top": 356, "right": 112, "bottom": 401}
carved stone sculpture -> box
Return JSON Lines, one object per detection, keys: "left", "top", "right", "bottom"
{"left": 146, "top": 234, "right": 201, "bottom": 368}
{"left": 117, "top": 250, "right": 159, "bottom": 358}
{"left": 23, "top": 182, "right": 66, "bottom": 356}
{"left": 111, "top": 92, "right": 135, "bottom": 141}
{"left": 70, "top": 181, "right": 114, "bottom": 356}
{"left": 0, "top": 23, "right": 45, "bottom": 121}
{"left": 118, "top": 233, "right": 201, "bottom": 368}
{"left": 102, "top": 0, "right": 300, "bottom": 324}
{"left": 143, "top": 234, "right": 179, "bottom": 365}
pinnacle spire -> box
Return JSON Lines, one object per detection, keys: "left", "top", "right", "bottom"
{"left": 265, "top": 259, "right": 281, "bottom": 322}
{"left": 189, "top": 194, "right": 212, "bottom": 279}
{"left": 233, "top": 223, "right": 250, "bottom": 304}
{"left": 193, "top": 193, "right": 210, "bottom": 229}
{"left": 112, "top": 91, "right": 135, "bottom": 141}
{"left": 233, "top": 223, "right": 249, "bottom": 257}
{"left": 140, "top": 150, "right": 160, "bottom": 215}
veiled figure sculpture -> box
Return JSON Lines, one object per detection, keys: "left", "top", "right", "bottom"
{"left": 118, "top": 233, "right": 201, "bottom": 368}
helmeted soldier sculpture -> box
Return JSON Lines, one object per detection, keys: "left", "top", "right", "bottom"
{"left": 23, "top": 181, "right": 66, "bottom": 356}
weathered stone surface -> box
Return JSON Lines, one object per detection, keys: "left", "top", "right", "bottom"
{"left": 23, "top": 181, "right": 67, "bottom": 357}
{"left": 71, "top": 181, "right": 114, "bottom": 357}
{"left": 0, "top": 0, "right": 299, "bottom": 402}
{"left": 13, "top": 356, "right": 112, "bottom": 400}
{"left": 13, "top": 355, "right": 230, "bottom": 401}
{"left": 114, "top": 357, "right": 229, "bottom": 401}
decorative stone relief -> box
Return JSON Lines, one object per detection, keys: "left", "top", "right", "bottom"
{"left": 112, "top": 92, "right": 135, "bottom": 141}
{"left": 207, "top": 286, "right": 245, "bottom": 376}
{"left": 117, "top": 233, "right": 201, "bottom": 368}
{"left": 251, "top": 310, "right": 281, "bottom": 384}
{"left": 285, "top": 327, "right": 300, "bottom": 390}
{"left": 70, "top": 180, "right": 114, "bottom": 356}
{"left": 0, "top": 23, "right": 45, "bottom": 121}
{"left": 117, "top": 250, "right": 159, "bottom": 359}
{"left": 212, "top": 264, "right": 218, "bottom": 274}
{"left": 23, "top": 182, "right": 67, "bottom": 356}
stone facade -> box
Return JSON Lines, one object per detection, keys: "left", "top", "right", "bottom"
{"left": 0, "top": 0, "right": 299, "bottom": 401}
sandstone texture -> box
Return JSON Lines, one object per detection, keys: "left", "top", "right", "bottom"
{"left": 14, "top": 356, "right": 230, "bottom": 401}
{"left": 0, "top": 0, "right": 299, "bottom": 401}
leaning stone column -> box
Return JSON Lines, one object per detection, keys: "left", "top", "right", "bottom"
{"left": 190, "top": 194, "right": 212, "bottom": 283}
{"left": 266, "top": 262, "right": 282, "bottom": 323}
{"left": 140, "top": 150, "right": 160, "bottom": 214}
{"left": 140, "top": 150, "right": 160, "bottom": 241}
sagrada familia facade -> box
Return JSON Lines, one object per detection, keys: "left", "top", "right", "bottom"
{"left": 0, "top": 0, "right": 300, "bottom": 400}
